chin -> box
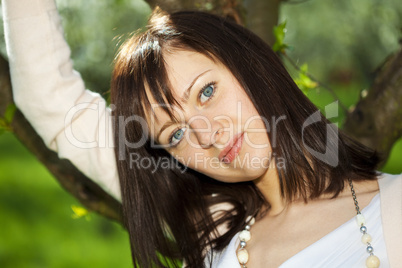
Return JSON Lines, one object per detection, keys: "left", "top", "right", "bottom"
{"left": 238, "top": 166, "right": 269, "bottom": 182}
{"left": 209, "top": 165, "right": 269, "bottom": 184}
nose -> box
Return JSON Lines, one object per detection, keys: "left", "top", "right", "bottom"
{"left": 189, "top": 116, "right": 223, "bottom": 148}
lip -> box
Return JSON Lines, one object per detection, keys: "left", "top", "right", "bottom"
{"left": 219, "top": 132, "right": 244, "bottom": 164}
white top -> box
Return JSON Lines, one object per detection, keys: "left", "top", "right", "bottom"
{"left": 205, "top": 193, "right": 390, "bottom": 267}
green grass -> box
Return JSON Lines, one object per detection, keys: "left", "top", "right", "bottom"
{"left": 0, "top": 133, "right": 132, "bottom": 268}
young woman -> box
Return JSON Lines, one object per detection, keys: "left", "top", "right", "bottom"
{"left": 3, "top": 1, "right": 401, "bottom": 268}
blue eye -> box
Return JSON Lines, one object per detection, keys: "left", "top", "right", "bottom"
{"left": 170, "top": 128, "right": 186, "bottom": 146}
{"left": 200, "top": 83, "right": 215, "bottom": 104}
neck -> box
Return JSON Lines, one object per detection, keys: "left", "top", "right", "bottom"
{"left": 253, "top": 167, "right": 287, "bottom": 216}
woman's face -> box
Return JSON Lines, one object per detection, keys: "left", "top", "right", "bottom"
{"left": 147, "top": 49, "right": 273, "bottom": 183}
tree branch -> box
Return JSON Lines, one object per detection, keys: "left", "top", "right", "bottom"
{"left": 0, "top": 54, "right": 123, "bottom": 224}
{"left": 343, "top": 46, "right": 402, "bottom": 163}
{"left": 281, "top": 52, "right": 349, "bottom": 113}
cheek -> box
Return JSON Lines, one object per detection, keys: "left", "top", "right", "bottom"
{"left": 170, "top": 149, "right": 226, "bottom": 175}
{"left": 244, "top": 121, "right": 270, "bottom": 146}
{"left": 241, "top": 103, "right": 270, "bottom": 147}
{"left": 169, "top": 148, "right": 199, "bottom": 170}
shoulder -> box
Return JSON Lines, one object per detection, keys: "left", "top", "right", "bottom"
{"left": 377, "top": 172, "right": 402, "bottom": 214}
{"left": 377, "top": 172, "right": 401, "bottom": 209}
{"left": 377, "top": 172, "right": 402, "bottom": 194}
{"left": 377, "top": 172, "right": 402, "bottom": 266}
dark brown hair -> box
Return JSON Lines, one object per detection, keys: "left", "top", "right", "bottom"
{"left": 110, "top": 8, "right": 379, "bottom": 268}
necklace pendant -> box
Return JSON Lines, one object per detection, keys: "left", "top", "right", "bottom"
{"left": 236, "top": 217, "right": 255, "bottom": 267}
{"left": 237, "top": 248, "right": 249, "bottom": 265}
{"left": 350, "top": 179, "right": 381, "bottom": 268}
{"left": 366, "top": 255, "right": 380, "bottom": 268}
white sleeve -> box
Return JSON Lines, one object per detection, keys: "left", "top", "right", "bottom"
{"left": 2, "top": 0, "right": 121, "bottom": 200}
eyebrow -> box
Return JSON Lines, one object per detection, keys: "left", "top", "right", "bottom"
{"left": 156, "top": 69, "right": 212, "bottom": 142}
{"left": 180, "top": 69, "right": 212, "bottom": 103}
{"left": 156, "top": 121, "right": 175, "bottom": 143}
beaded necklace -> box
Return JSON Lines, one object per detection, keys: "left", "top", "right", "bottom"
{"left": 236, "top": 180, "right": 380, "bottom": 268}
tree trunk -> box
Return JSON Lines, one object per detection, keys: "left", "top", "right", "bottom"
{"left": 244, "top": 0, "right": 280, "bottom": 45}
{"left": 343, "top": 47, "right": 402, "bottom": 163}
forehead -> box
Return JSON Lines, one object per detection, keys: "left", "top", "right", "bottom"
{"left": 163, "top": 49, "right": 216, "bottom": 92}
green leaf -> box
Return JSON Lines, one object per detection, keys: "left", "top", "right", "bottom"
{"left": 273, "top": 21, "right": 289, "bottom": 53}
{"left": 294, "top": 64, "right": 318, "bottom": 94}
{"left": 71, "top": 205, "right": 90, "bottom": 219}
{"left": 4, "top": 103, "right": 16, "bottom": 124}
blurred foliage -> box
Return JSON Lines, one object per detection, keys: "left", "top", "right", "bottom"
{"left": 280, "top": 0, "right": 402, "bottom": 173}
{"left": 272, "top": 21, "right": 289, "bottom": 53}
{"left": 0, "top": 133, "right": 133, "bottom": 268}
{"left": 293, "top": 63, "right": 318, "bottom": 94}
{"left": 0, "top": 0, "right": 401, "bottom": 267}
{"left": 71, "top": 205, "right": 91, "bottom": 220}
{"left": 281, "top": 0, "right": 401, "bottom": 85}
{"left": 0, "top": 103, "right": 16, "bottom": 134}
{"left": 56, "top": 0, "right": 151, "bottom": 96}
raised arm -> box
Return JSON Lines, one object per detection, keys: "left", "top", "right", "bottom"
{"left": 2, "top": 0, "right": 121, "bottom": 200}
